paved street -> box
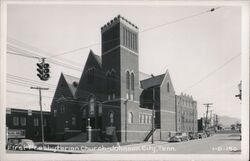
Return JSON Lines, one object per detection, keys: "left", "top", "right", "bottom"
{"left": 6, "top": 133, "right": 241, "bottom": 154}
{"left": 112, "top": 133, "right": 241, "bottom": 154}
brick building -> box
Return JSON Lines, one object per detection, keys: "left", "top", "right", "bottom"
{"left": 50, "top": 15, "right": 197, "bottom": 142}
{"left": 6, "top": 108, "right": 51, "bottom": 141}
{"left": 175, "top": 94, "right": 198, "bottom": 133}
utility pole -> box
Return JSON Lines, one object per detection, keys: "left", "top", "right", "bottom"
{"left": 209, "top": 110, "right": 213, "bottom": 127}
{"left": 31, "top": 86, "right": 49, "bottom": 150}
{"left": 193, "top": 104, "right": 195, "bottom": 133}
{"left": 203, "top": 103, "right": 213, "bottom": 131}
{"left": 151, "top": 87, "right": 155, "bottom": 144}
{"left": 150, "top": 74, "right": 155, "bottom": 144}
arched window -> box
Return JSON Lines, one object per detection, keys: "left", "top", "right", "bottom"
{"left": 149, "top": 116, "right": 152, "bottom": 124}
{"left": 98, "top": 103, "right": 102, "bottom": 115}
{"left": 130, "top": 72, "right": 135, "bottom": 100}
{"left": 89, "top": 96, "right": 95, "bottom": 115}
{"left": 167, "top": 82, "right": 170, "bottom": 92}
{"left": 106, "top": 72, "right": 111, "bottom": 91}
{"left": 111, "top": 70, "right": 116, "bottom": 99}
{"left": 147, "top": 115, "right": 150, "bottom": 124}
{"left": 142, "top": 114, "right": 145, "bottom": 124}
{"left": 109, "top": 112, "right": 114, "bottom": 124}
{"left": 126, "top": 71, "right": 130, "bottom": 99}
{"left": 87, "top": 68, "right": 95, "bottom": 83}
{"left": 128, "top": 112, "right": 133, "bottom": 124}
{"left": 71, "top": 115, "right": 76, "bottom": 126}
{"left": 82, "top": 109, "right": 86, "bottom": 117}
{"left": 145, "top": 115, "right": 148, "bottom": 124}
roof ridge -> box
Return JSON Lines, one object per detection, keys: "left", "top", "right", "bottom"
{"left": 63, "top": 73, "right": 80, "bottom": 79}
{"left": 90, "top": 50, "right": 102, "bottom": 67}
{"left": 140, "top": 73, "right": 165, "bottom": 82}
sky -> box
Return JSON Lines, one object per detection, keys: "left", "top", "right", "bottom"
{"left": 6, "top": 4, "right": 242, "bottom": 119}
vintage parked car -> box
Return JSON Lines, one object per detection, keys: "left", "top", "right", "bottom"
{"left": 188, "top": 132, "right": 198, "bottom": 140}
{"left": 6, "top": 139, "right": 19, "bottom": 150}
{"left": 16, "top": 139, "right": 36, "bottom": 151}
{"left": 169, "top": 132, "right": 189, "bottom": 142}
{"left": 169, "top": 136, "right": 182, "bottom": 142}
{"left": 197, "top": 132, "right": 207, "bottom": 139}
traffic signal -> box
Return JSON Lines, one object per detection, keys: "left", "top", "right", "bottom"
{"left": 43, "top": 62, "right": 50, "bottom": 80}
{"left": 37, "top": 59, "right": 50, "bottom": 81}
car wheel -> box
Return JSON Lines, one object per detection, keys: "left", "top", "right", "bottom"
{"left": 18, "top": 146, "right": 24, "bottom": 151}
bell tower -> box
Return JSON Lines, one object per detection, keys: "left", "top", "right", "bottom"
{"left": 101, "top": 15, "right": 140, "bottom": 142}
{"left": 101, "top": 15, "right": 139, "bottom": 101}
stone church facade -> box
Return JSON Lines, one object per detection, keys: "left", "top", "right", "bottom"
{"left": 50, "top": 15, "right": 197, "bottom": 142}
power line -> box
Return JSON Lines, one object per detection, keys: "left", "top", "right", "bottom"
{"left": 48, "top": 42, "right": 100, "bottom": 58}
{"left": 7, "top": 90, "right": 53, "bottom": 99}
{"left": 7, "top": 74, "right": 57, "bottom": 88}
{"left": 183, "top": 53, "right": 241, "bottom": 92}
{"left": 7, "top": 43, "right": 83, "bottom": 71}
{"left": 7, "top": 76, "right": 56, "bottom": 89}
{"left": 48, "top": 7, "right": 222, "bottom": 58}
{"left": 7, "top": 38, "right": 83, "bottom": 67}
{"left": 7, "top": 51, "right": 40, "bottom": 59}
{"left": 7, "top": 80, "right": 55, "bottom": 92}
{"left": 140, "top": 7, "right": 221, "bottom": 33}
{"left": 7, "top": 7, "right": 223, "bottom": 71}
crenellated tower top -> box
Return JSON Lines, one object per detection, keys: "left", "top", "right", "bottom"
{"left": 101, "top": 15, "right": 139, "bottom": 33}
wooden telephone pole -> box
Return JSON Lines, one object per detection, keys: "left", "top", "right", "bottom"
{"left": 31, "top": 86, "right": 49, "bottom": 150}
{"left": 203, "top": 103, "right": 213, "bottom": 131}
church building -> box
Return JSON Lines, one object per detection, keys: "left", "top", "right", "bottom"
{"left": 50, "top": 15, "right": 197, "bottom": 142}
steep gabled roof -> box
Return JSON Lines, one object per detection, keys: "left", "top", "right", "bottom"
{"left": 63, "top": 74, "right": 80, "bottom": 97}
{"left": 139, "top": 71, "right": 151, "bottom": 81}
{"left": 89, "top": 50, "right": 102, "bottom": 68}
{"left": 140, "top": 74, "right": 165, "bottom": 89}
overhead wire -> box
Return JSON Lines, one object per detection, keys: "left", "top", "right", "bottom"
{"left": 47, "top": 7, "right": 222, "bottom": 59}
{"left": 7, "top": 6, "right": 223, "bottom": 74}
{"left": 8, "top": 37, "right": 83, "bottom": 67}
{"left": 7, "top": 74, "right": 57, "bottom": 88}
{"left": 7, "top": 43, "right": 83, "bottom": 71}
{"left": 7, "top": 6, "right": 233, "bottom": 107}
{"left": 182, "top": 53, "right": 241, "bottom": 92}
{"left": 7, "top": 51, "right": 40, "bottom": 59}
